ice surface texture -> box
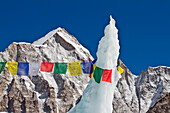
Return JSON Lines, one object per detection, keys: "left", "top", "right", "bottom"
{"left": 96, "top": 16, "right": 119, "bottom": 69}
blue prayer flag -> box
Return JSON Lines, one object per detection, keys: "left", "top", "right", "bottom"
{"left": 92, "top": 59, "right": 97, "bottom": 64}
{"left": 81, "top": 62, "right": 93, "bottom": 74}
{"left": 17, "top": 62, "right": 29, "bottom": 76}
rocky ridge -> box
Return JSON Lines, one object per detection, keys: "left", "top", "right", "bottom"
{"left": 0, "top": 28, "right": 169, "bottom": 113}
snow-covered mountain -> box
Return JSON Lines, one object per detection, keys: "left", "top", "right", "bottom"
{"left": 0, "top": 28, "right": 93, "bottom": 113}
{"left": 113, "top": 62, "right": 170, "bottom": 113}
{"left": 0, "top": 27, "right": 169, "bottom": 113}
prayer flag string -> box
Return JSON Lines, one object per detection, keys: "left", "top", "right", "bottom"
{"left": 0, "top": 59, "right": 124, "bottom": 84}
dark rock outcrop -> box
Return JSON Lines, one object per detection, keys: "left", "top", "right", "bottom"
{"left": 147, "top": 92, "right": 170, "bottom": 113}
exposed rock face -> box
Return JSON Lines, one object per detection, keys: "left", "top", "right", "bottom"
{"left": 0, "top": 27, "right": 169, "bottom": 113}
{"left": 112, "top": 60, "right": 139, "bottom": 113}
{"left": 147, "top": 92, "right": 170, "bottom": 113}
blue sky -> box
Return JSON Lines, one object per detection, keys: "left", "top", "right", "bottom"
{"left": 0, "top": 0, "right": 170, "bottom": 75}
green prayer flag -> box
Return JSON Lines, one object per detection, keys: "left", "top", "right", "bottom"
{"left": 54, "top": 63, "right": 67, "bottom": 74}
{"left": 93, "top": 66, "right": 103, "bottom": 83}
{"left": 0, "top": 62, "right": 6, "bottom": 74}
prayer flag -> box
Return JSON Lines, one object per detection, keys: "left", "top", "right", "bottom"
{"left": 117, "top": 66, "right": 124, "bottom": 74}
{"left": 7, "top": 62, "right": 18, "bottom": 75}
{"left": 17, "top": 62, "right": 29, "bottom": 76}
{"left": 0, "top": 62, "right": 6, "bottom": 74}
{"left": 102, "top": 69, "right": 112, "bottom": 83}
{"left": 29, "top": 62, "right": 41, "bottom": 76}
{"left": 68, "top": 62, "right": 82, "bottom": 76}
{"left": 92, "top": 59, "right": 97, "bottom": 64}
{"left": 40, "top": 62, "right": 54, "bottom": 72}
{"left": 89, "top": 59, "right": 97, "bottom": 79}
{"left": 81, "top": 62, "right": 93, "bottom": 74}
{"left": 53, "top": 63, "right": 67, "bottom": 74}
{"left": 89, "top": 64, "right": 96, "bottom": 79}
{"left": 115, "top": 67, "right": 122, "bottom": 82}
{"left": 93, "top": 66, "right": 103, "bottom": 83}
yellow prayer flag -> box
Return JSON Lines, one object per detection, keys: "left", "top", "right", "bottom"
{"left": 68, "top": 62, "right": 82, "bottom": 76}
{"left": 7, "top": 62, "right": 18, "bottom": 75}
{"left": 89, "top": 64, "right": 96, "bottom": 79}
{"left": 117, "top": 66, "right": 124, "bottom": 74}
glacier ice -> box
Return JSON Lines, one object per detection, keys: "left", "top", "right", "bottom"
{"left": 68, "top": 16, "right": 121, "bottom": 113}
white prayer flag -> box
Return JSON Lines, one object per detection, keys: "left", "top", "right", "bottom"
{"left": 113, "top": 67, "right": 122, "bottom": 85}
{"left": 29, "top": 62, "right": 41, "bottom": 76}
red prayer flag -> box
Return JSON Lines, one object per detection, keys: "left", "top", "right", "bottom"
{"left": 102, "top": 69, "right": 112, "bottom": 83}
{"left": 40, "top": 62, "right": 54, "bottom": 72}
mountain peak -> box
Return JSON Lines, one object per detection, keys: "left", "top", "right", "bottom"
{"left": 33, "top": 27, "right": 80, "bottom": 46}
